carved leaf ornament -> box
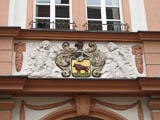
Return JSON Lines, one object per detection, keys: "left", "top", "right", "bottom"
{"left": 14, "top": 42, "right": 26, "bottom": 72}
{"left": 132, "top": 45, "right": 143, "bottom": 74}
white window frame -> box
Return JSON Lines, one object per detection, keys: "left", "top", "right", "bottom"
{"left": 33, "top": 0, "right": 72, "bottom": 29}
{"left": 85, "top": 0, "right": 123, "bottom": 31}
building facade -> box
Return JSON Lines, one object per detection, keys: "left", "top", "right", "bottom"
{"left": 0, "top": 0, "right": 160, "bottom": 120}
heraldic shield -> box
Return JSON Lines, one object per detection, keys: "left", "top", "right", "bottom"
{"left": 72, "top": 59, "right": 91, "bottom": 77}
{"left": 55, "top": 41, "right": 105, "bottom": 78}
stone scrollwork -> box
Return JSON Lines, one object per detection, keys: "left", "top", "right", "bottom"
{"left": 55, "top": 42, "right": 76, "bottom": 77}
{"left": 84, "top": 42, "right": 105, "bottom": 77}
{"left": 56, "top": 41, "right": 105, "bottom": 77}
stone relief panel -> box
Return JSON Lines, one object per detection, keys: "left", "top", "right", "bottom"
{"left": 24, "top": 41, "right": 61, "bottom": 78}
{"left": 12, "top": 40, "right": 146, "bottom": 79}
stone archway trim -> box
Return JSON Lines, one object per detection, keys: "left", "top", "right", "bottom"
{"left": 20, "top": 95, "right": 143, "bottom": 120}
{"left": 40, "top": 106, "right": 128, "bottom": 120}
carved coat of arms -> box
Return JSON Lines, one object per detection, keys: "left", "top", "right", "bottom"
{"left": 55, "top": 41, "right": 105, "bottom": 77}
{"left": 15, "top": 40, "right": 144, "bottom": 79}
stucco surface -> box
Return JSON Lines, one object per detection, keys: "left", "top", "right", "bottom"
{"left": 144, "top": 0, "right": 160, "bottom": 31}
{"left": 0, "top": 0, "right": 9, "bottom": 26}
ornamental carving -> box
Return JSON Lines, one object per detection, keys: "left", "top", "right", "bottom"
{"left": 14, "top": 42, "right": 26, "bottom": 72}
{"left": 132, "top": 45, "right": 143, "bottom": 74}
{"left": 55, "top": 41, "right": 105, "bottom": 77}
{"left": 15, "top": 41, "right": 144, "bottom": 78}
{"left": 24, "top": 41, "right": 61, "bottom": 78}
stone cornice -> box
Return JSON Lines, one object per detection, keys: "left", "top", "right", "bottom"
{"left": 0, "top": 27, "right": 160, "bottom": 42}
{"left": 0, "top": 76, "right": 160, "bottom": 97}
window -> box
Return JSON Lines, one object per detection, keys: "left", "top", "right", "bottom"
{"left": 86, "top": 0, "right": 122, "bottom": 31}
{"left": 34, "top": 0, "right": 72, "bottom": 30}
{"left": 86, "top": 0, "right": 102, "bottom": 31}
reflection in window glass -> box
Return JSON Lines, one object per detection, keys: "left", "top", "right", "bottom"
{"left": 87, "top": 7, "right": 101, "bottom": 19}
{"left": 36, "top": 0, "right": 50, "bottom": 3}
{"left": 106, "top": 7, "right": 120, "bottom": 19}
{"left": 36, "top": 5, "right": 50, "bottom": 17}
{"left": 87, "top": 0, "right": 101, "bottom": 5}
{"left": 107, "top": 21, "right": 120, "bottom": 31}
{"left": 88, "top": 21, "right": 102, "bottom": 31}
{"left": 105, "top": 0, "right": 119, "bottom": 6}
{"left": 56, "top": 20, "right": 70, "bottom": 30}
{"left": 56, "top": 6, "right": 69, "bottom": 18}
{"left": 55, "top": 0, "right": 69, "bottom": 4}
{"left": 36, "top": 19, "right": 50, "bottom": 29}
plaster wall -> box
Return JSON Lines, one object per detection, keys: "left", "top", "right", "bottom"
{"left": 8, "top": 0, "right": 27, "bottom": 28}
{"left": 144, "top": 0, "right": 160, "bottom": 31}
{"left": 11, "top": 97, "right": 151, "bottom": 120}
{"left": 144, "top": 41, "right": 160, "bottom": 77}
{"left": 11, "top": 97, "right": 71, "bottom": 120}
{"left": 8, "top": 0, "right": 15, "bottom": 26}
{"left": 0, "top": 0, "right": 9, "bottom": 26}
{"left": 129, "top": 0, "right": 148, "bottom": 32}
{"left": 72, "top": 0, "right": 86, "bottom": 31}
{"left": 26, "top": 0, "right": 34, "bottom": 29}
{"left": 0, "top": 111, "right": 11, "bottom": 120}
{"left": 95, "top": 97, "right": 151, "bottom": 120}
{"left": 122, "top": 0, "right": 132, "bottom": 31}
{"left": 152, "top": 112, "right": 160, "bottom": 120}
{"left": 0, "top": 37, "right": 13, "bottom": 75}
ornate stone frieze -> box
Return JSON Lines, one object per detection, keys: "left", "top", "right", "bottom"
{"left": 14, "top": 42, "right": 26, "bottom": 72}
{"left": 13, "top": 41, "right": 145, "bottom": 78}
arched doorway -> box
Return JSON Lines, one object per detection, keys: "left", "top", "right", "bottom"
{"left": 65, "top": 116, "right": 103, "bottom": 120}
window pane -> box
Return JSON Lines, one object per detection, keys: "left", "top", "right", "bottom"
{"left": 88, "top": 21, "right": 102, "bottom": 31}
{"left": 36, "top": 19, "right": 50, "bottom": 29}
{"left": 36, "top": 0, "right": 50, "bottom": 3}
{"left": 107, "top": 21, "right": 121, "bottom": 31}
{"left": 36, "top": 5, "right": 50, "bottom": 17}
{"left": 55, "top": 0, "right": 69, "bottom": 4}
{"left": 56, "top": 6, "right": 69, "bottom": 18}
{"left": 87, "top": 7, "right": 101, "bottom": 19}
{"left": 105, "top": 0, "right": 119, "bottom": 6}
{"left": 56, "top": 20, "right": 70, "bottom": 30}
{"left": 106, "top": 7, "right": 120, "bottom": 19}
{"left": 87, "top": 0, "right": 101, "bottom": 5}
